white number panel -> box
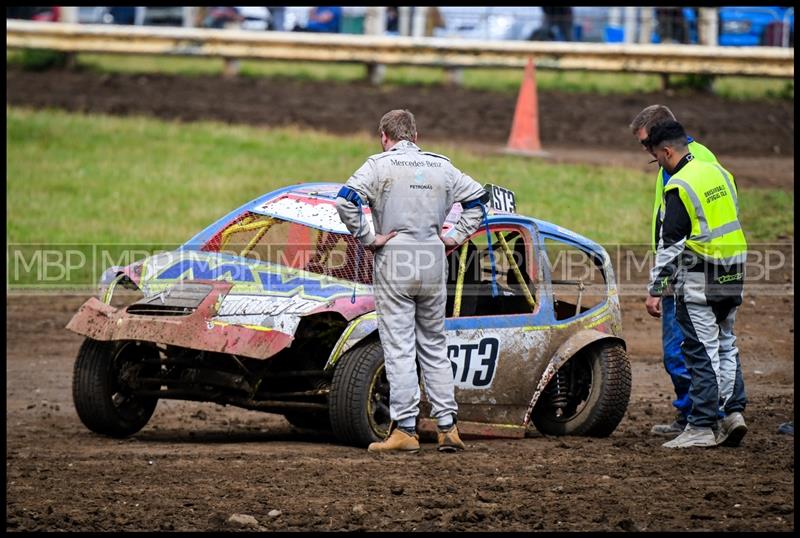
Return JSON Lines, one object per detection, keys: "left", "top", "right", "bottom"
{"left": 446, "top": 336, "right": 501, "bottom": 389}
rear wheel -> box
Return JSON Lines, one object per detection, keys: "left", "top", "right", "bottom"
{"left": 72, "top": 339, "right": 159, "bottom": 438}
{"left": 329, "top": 340, "right": 391, "bottom": 447}
{"left": 532, "top": 341, "right": 631, "bottom": 437}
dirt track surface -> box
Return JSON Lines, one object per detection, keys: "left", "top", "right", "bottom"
{"left": 5, "top": 67, "right": 795, "bottom": 190}
{"left": 6, "top": 291, "right": 794, "bottom": 532}
{"left": 6, "top": 66, "right": 795, "bottom": 531}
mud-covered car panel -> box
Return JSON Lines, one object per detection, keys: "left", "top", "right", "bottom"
{"left": 66, "top": 282, "right": 294, "bottom": 360}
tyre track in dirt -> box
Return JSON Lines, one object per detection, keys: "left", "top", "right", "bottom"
{"left": 6, "top": 291, "right": 794, "bottom": 532}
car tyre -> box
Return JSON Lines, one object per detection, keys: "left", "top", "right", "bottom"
{"left": 532, "top": 341, "right": 631, "bottom": 437}
{"left": 329, "top": 339, "right": 391, "bottom": 447}
{"left": 72, "top": 338, "right": 159, "bottom": 438}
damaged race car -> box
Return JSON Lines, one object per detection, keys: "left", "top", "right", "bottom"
{"left": 68, "top": 182, "right": 631, "bottom": 446}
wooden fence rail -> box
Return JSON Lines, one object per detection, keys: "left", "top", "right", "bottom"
{"left": 7, "top": 20, "right": 794, "bottom": 78}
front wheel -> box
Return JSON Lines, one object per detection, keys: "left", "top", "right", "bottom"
{"left": 532, "top": 341, "right": 631, "bottom": 437}
{"left": 328, "top": 340, "right": 391, "bottom": 447}
{"left": 72, "top": 339, "right": 159, "bottom": 438}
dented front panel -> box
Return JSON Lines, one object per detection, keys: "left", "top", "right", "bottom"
{"left": 67, "top": 248, "right": 377, "bottom": 359}
{"left": 65, "top": 281, "right": 294, "bottom": 359}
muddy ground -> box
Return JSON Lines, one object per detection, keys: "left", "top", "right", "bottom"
{"left": 6, "top": 67, "right": 795, "bottom": 531}
{"left": 6, "top": 285, "right": 794, "bottom": 532}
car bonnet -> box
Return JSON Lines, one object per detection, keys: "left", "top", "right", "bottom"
{"left": 134, "top": 249, "right": 375, "bottom": 336}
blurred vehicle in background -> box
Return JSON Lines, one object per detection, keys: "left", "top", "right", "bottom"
{"left": 718, "top": 6, "right": 793, "bottom": 46}
{"left": 140, "top": 6, "right": 183, "bottom": 26}
{"left": 435, "top": 7, "right": 542, "bottom": 40}
{"left": 77, "top": 6, "right": 108, "bottom": 23}
{"left": 7, "top": 6, "right": 59, "bottom": 21}
{"left": 432, "top": 6, "right": 793, "bottom": 47}
{"left": 433, "top": 7, "right": 610, "bottom": 42}
{"left": 76, "top": 6, "right": 182, "bottom": 26}
{"left": 76, "top": 6, "right": 268, "bottom": 30}
{"left": 239, "top": 7, "right": 269, "bottom": 30}
{"left": 12, "top": 6, "right": 794, "bottom": 47}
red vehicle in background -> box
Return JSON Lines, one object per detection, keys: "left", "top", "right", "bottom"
{"left": 6, "top": 7, "right": 60, "bottom": 22}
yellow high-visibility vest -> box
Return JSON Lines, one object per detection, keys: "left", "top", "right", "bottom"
{"left": 664, "top": 158, "right": 747, "bottom": 264}
{"left": 651, "top": 140, "right": 718, "bottom": 251}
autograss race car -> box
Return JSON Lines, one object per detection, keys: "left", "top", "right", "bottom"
{"left": 67, "top": 182, "right": 632, "bottom": 446}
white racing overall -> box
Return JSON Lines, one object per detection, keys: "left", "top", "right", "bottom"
{"left": 335, "top": 140, "right": 485, "bottom": 425}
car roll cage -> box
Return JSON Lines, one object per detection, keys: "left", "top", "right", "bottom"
{"left": 452, "top": 230, "right": 537, "bottom": 317}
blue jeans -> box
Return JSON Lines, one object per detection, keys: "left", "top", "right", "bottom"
{"left": 661, "top": 295, "right": 692, "bottom": 420}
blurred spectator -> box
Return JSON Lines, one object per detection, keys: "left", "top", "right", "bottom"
{"left": 203, "top": 7, "right": 244, "bottom": 29}
{"left": 108, "top": 6, "right": 136, "bottom": 25}
{"left": 266, "top": 6, "right": 285, "bottom": 31}
{"left": 655, "top": 7, "right": 689, "bottom": 43}
{"left": 294, "top": 6, "right": 342, "bottom": 33}
{"left": 193, "top": 7, "right": 208, "bottom": 27}
{"left": 386, "top": 6, "right": 399, "bottom": 35}
{"left": 425, "top": 6, "right": 445, "bottom": 37}
{"left": 530, "top": 6, "right": 574, "bottom": 41}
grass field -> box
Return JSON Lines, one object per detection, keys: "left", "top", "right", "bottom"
{"left": 7, "top": 50, "right": 795, "bottom": 101}
{"left": 6, "top": 106, "right": 793, "bottom": 286}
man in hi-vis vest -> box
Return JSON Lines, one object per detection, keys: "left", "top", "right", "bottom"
{"left": 643, "top": 120, "right": 748, "bottom": 449}
{"left": 629, "top": 104, "right": 720, "bottom": 437}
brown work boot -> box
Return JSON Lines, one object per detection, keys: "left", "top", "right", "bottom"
{"left": 368, "top": 426, "right": 420, "bottom": 454}
{"left": 437, "top": 424, "right": 466, "bottom": 452}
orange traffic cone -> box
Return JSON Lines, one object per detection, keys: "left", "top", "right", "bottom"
{"left": 505, "top": 57, "right": 548, "bottom": 156}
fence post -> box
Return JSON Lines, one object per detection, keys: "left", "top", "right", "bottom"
{"left": 398, "top": 6, "right": 412, "bottom": 36}
{"left": 782, "top": 8, "right": 794, "bottom": 48}
{"left": 58, "top": 6, "right": 78, "bottom": 22}
{"left": 445, "top": 67, "right": 464, "bottom": 86}
{"left": 183, "top": 7, "right": 197, "bottom": 28}
{"left": 624, "top": 6, "right": 637, "bottom": 44}
{"left": 365, "top": 7, "right": 387, "bottom": 84}
{"left": 639, "top": 7, "right": 654, "bottom": 44}
{"left": 699, "top": 8, "right": 718, "bottom": 46}
{"left": 411, "top": 7, "right": 428, "bottom": 38}
{"left": 609, "top": 7, "right": 622, "bottom": 28}
{"left": 224, "top": 58, "right": 241, "bottom": 78}
{"left": 58, "top": 7, "right": 78, "bottom": 68}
